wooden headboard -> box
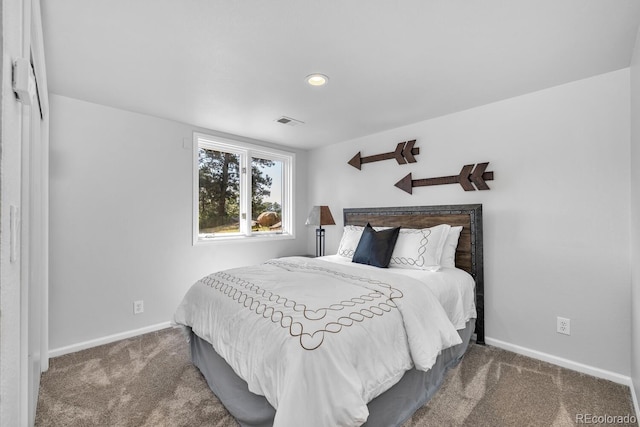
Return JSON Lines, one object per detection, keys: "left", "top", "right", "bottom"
{"left": 343, "top": 204, "right": 485, "bottom": 344}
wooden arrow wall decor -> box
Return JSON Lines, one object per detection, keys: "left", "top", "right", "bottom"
{"left": 348, "top": 140, "right": 419, "bottom": 170}
{"left": 395, "top": 162, "right": 495, "bottom": 194}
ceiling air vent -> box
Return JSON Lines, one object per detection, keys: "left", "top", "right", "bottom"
{"left": 275, "top": 116, "right": 304, "bottom": 126}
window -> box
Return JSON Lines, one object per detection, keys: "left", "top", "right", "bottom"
{"left": 194, "top": 132, "right": 294, "bottom": 243}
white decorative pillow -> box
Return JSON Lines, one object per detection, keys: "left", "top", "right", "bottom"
{"left": 389, "top": 224, "right": 451, "bottom": 271}
{"left": 336, "top": 225, "right": 392, "bottom": 258}
{"left": 337, "top": 225, "right": 364, "bottom": 258}
{"left": 440, "top": 226, "right": 463, "bottom": 268}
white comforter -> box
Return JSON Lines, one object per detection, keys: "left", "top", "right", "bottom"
{"left": 320, "top": 254, "right": 477, "bottom": 330}
{"left": 173, "top": 256, "right": 462, "bottom": 427}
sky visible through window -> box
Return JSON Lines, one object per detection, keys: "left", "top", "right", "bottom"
{"left": 256, "top": 160, "right": 282, "bottom": 204}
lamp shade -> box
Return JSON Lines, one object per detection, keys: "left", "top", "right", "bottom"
{"left": 305, "top": 205, "right": 336, "bottom": 226}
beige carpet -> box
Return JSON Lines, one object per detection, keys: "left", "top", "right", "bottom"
{"left": 35, "top": 327, "right": 637, "bottom": 427}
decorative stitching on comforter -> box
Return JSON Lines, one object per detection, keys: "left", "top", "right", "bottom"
{"left": 199, "top": 260, "right": 403, "bottom": 350}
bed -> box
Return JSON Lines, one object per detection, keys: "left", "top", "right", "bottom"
{"left": 174, "top": 204, "right": 485, "bottom": 427}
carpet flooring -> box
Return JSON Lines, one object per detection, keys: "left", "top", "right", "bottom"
{"left": 35, "top": 327, "right": 637, "bottom": 427}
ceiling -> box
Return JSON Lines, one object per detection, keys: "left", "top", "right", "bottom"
{"left": 41, "top": 1, "right": 640, "bottom": 150}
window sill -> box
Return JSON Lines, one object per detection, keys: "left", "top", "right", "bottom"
{"left": 194, "top": 233, "right": 295, "bottom": 246}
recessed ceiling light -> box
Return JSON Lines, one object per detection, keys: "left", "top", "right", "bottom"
{"left": 305, "top": 73, "right": 329, "bottom": 87}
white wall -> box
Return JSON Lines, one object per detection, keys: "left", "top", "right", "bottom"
{"left": 308, "top": 69, "right": 631, "bottom": 376}
{"left": 630, "top": 24, "right": 640, "bottom": 412}
{"left": 48, "top": 94, "right": 308, "bottom": 351}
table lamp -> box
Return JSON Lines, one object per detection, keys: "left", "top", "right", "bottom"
{"left": 305, "top": 205, "right": 335, "bottom": 257}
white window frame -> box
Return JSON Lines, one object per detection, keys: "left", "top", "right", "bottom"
{"left": 193, "top": 132, "right": 294, "bottom": 244}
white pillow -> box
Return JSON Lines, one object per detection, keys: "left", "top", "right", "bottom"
{"left": 336, "top": 225, "right": 392, "bottom": 259}
{"left": 440, "top": 226, "right": 462, "bottom": 268}
{"left": 336, "top": 225, "right": 364, "bottom": 258}
{"left": 389, "top": 224, "right": 451, "bottom": 271}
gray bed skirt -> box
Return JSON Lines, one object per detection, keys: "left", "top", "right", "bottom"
{"left": 189, "top": 319, "right": 476, "bottom": 427}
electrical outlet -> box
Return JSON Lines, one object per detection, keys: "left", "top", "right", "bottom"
{"left": 557, "top": 316, "right": 570, "bottom": 335}
{"left": 133, "top": 300, "right": 144, "bottom": 315}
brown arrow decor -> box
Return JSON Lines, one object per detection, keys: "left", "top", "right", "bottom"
{"left": 395, "top": 162, "right": 495, "bottom": 194}
{"left": 348, "top": 140, "right": 419, "bottom": 170}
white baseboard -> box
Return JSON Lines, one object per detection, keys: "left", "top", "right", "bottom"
{"left": 631, "top": 380, "right": 640, "bottom": 426}
{"left": 49, "top": 321, "right": 174, "bottom": 358}
{"left": 484, "top": 337, "right": 632, "bottom": 386}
